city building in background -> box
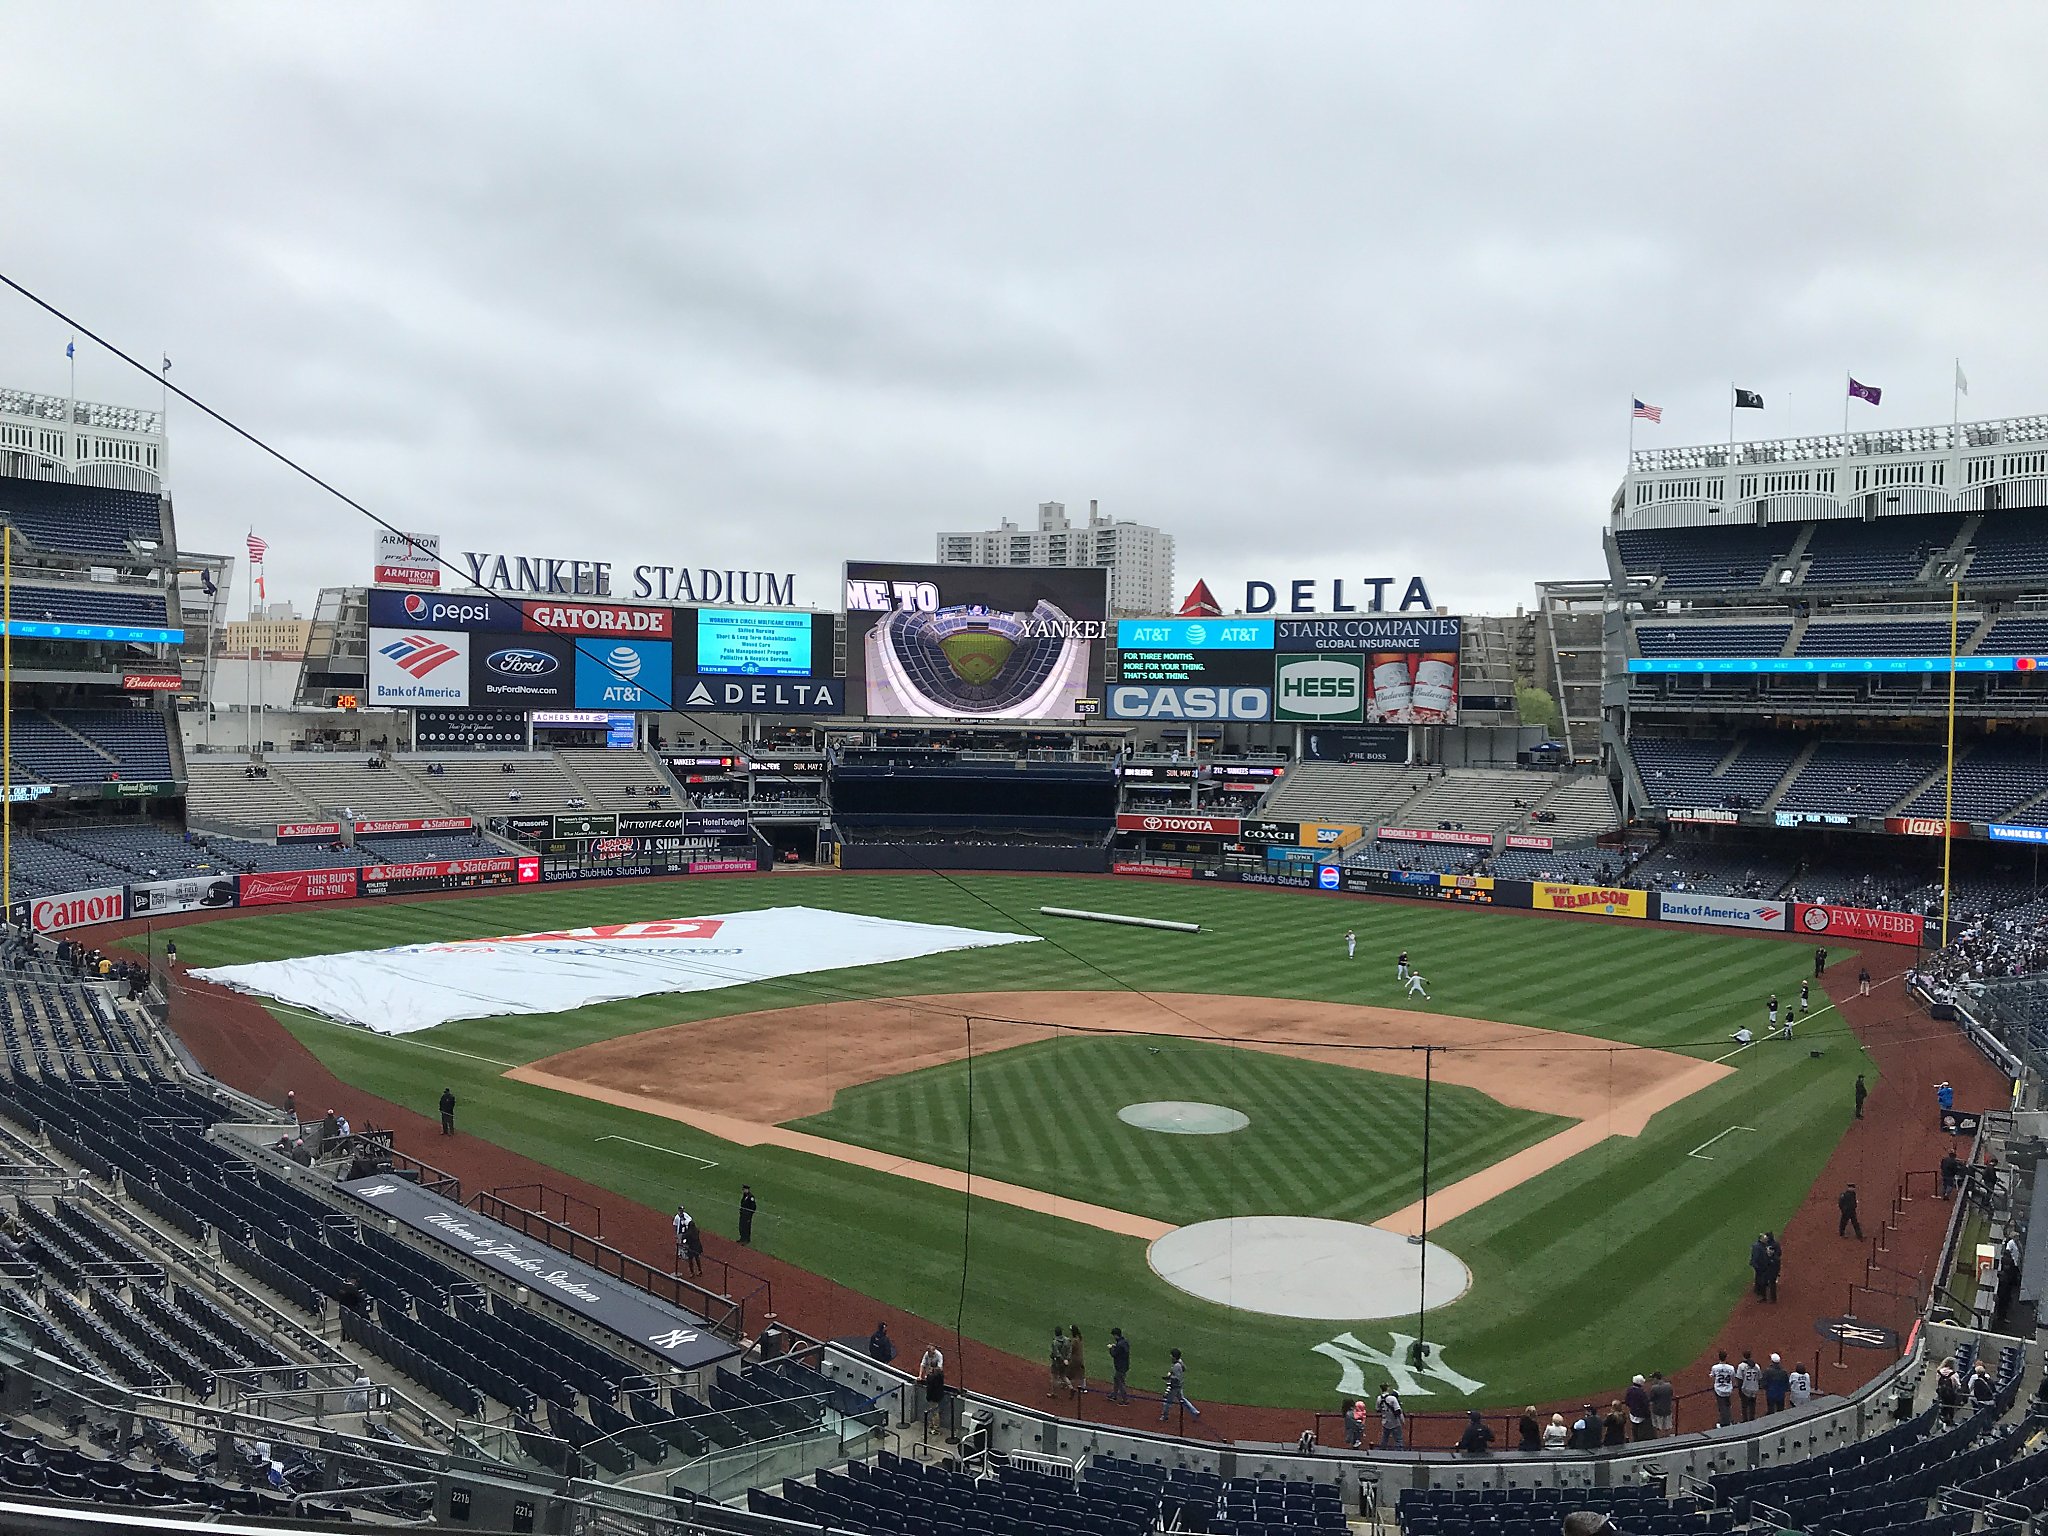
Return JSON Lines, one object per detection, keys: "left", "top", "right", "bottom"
{"left": 936, "top": 500, "right": 1175, "bottom": 617}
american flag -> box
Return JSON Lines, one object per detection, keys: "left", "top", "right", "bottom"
{"left": 1632, "top": 399, "right": 1663, "bottom": 423}
{"left": 246, "top": 531, "right": 268, "bottom": 563}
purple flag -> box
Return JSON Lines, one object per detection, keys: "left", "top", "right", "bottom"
{"left": 1848, "top": 377, "right": 1882, "bottom": 406}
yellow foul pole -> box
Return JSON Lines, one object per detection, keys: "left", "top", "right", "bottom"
{"left": 1941, "top": 577, "right": 1959, "bottom": 948}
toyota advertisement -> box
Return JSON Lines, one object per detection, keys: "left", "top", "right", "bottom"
{"left": 844, "top": 562, "right": 1108, "bottom": 721}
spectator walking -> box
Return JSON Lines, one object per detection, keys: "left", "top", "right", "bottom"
{"left": 439, "top": 1087, "right": 456, "bottom": 1135}
{"left": 919, "top": 1343, "right": 947, "bottom": 1436}
{"left": 1160, "top": 1348, "right": 1200, "bottom": 1422}
{"left": 1458, "top": 1411, "right": 1495, "bottom": 1456}
{"left": 1970, "top": 1360, "right": 1998, "bottom": 1408}
{"left": 867, "top": 1322, "right": 896, "bottom": 1365}
{"left": 1344, "top": 1399, "right": 1366, "bottom": 1449}
{"left": 1838, "top": 1183, "right": 1863, "bottom": 1238}
{"left": 1710, "top": 1351, "right": 1736, "bottom": 1426}
{"left": 682, "top": 1215, "right": 705, "bottom": 1279}
{"left": 1854, "top": 1075, "right": 1868, "bottom": 1119}
{"left": 1935, "top": 1361, "right": 1964, "bottom": 1425}
{"left": 1941, "top": 1150, "right": 1964, "bottom": 1198}
{"left": 1649, "top": 1371, "right": 1675, "bottom": 1435}
{"left": 738, "top": 1184, "right": 757, "bottom": 1244}
{"left": 1375, "top": 1384, "right": 1404, "bottom": 1447}
{"left": 1735, "top": 1351, "right": 1762, "bottom": 1421}
{"left": 1763, "top": 1231, "right": 1782, "bottom": 1302}
{"left": 285, "top": 1089, "right": 297, "bottom": 1123}
{"left": 1763, "top": 1354, "right": 1789, "bottom": 1414}
{"left": 1516, "top": 1407, "right": 1540, "bottom": 1452}
{"left": 1541, "top": 1413, "right": 1569, "bottom": 1450}
{"left": 1625, "top": 1375, "right": 1652, "bottom": 1441}
{"left": 1049, "top": 1327, "right": 1070, "bottom": 1397}
{"left": 1749, "top": 1233, "right": 1772, "bottom": 1300}
{"left": 1787, "top": 1363, "right": 1811, "bottom": 1407}
{"left": 1067, "top": 1324, "right": 1086, "bottom": 1399}
{"left": 1107, "top": 1327, "right": 1131, "bottom": 1404}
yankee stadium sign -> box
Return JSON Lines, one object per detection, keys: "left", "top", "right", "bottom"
{"left": 458, "top": 550, "right": 795, "bottom": 606}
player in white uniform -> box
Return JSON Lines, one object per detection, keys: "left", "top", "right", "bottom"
{"left": 1405, "top": 971, "right": 1430, "bottom": 1001}
{"left": 1345, "top": 930, "right": 1356, "bottom": 959}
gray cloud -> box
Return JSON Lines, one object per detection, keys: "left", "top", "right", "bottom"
{"left": 3, "top": 3, "right": 2044, "bottom": 616}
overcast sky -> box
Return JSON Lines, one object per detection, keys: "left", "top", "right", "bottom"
{"left": 5, "top": 4, "right": 2045, "bottom": 617}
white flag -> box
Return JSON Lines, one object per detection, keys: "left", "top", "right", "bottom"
{"left": 1956, "top": 361, "right": 1969, "bottom": 396}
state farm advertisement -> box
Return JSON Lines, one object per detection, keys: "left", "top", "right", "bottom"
{"left": 191, "top": 907, "right": 1042, "bottom": 1035}
{"left": 1532, "top": 882, "right": 1648, "bottom": 919}
{"left": 1379, "top": 827, "right": 1494, "bottom": 847}
{"left": 276, "top": 822, "right": 343, "bottom": 842}
{"left": 1795, "top": 903, "right": 1925, "bottom": 945}
{"left": 238, "top": 869, "right": 360, "bottom": 907}
{"left": 1656, "top": 894, "right": 1787, "bottom": 932}
{"left": 360, "top": 858, "right": 518, "bottom": 898}
{"left": 129, "top": 876, "right": 239, "bottom": 916}
{"left": 30, "top": 887, "right": 126, "bottom": 933}
{"left": 1115, "top": 813, "right": 1241, "bottom": 837}
{"left": 354, "top": 817, "right": 474, "bottom": 836}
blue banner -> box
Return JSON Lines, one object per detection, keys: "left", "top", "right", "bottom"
{"left": 1629, "top": 655, "right": 2040, "bottom": 674}
{"left": 1116, "top": 618, "right": 1274, "bottom": 650}
{"left": 0, "top": 620, "right": 182, "bottom": 644}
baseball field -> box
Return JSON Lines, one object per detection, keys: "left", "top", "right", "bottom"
{"left": 161, "top": 872, "right": 1870, "bottom": 1410}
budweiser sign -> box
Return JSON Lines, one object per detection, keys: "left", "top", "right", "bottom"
{"left": 354, "top": 816, "right": 474, "bottom": 835}
{"left": 239, "top": 868, "right": 360, "bottom": 906}
{"left": 1114, "top": 813, "right": 1241, "bottom": 836}
{"left": 121, "top": 672, "right": 182, "bottom": 692}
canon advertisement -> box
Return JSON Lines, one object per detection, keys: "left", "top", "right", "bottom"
{"left": 844, "top": 561, "right": 1108, "bottom": 721}
{"left": 30, "top": 887, "right": 126, "bottom": 933}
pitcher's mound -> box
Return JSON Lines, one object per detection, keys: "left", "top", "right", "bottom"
{"left": 1147, "top": 1216, "right": 1471, "bottom": 1321}
{"left": 1118, "top": 1101, "right": 1249, "bottom": 1135}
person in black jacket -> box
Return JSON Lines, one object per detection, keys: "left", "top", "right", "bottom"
{"left": 1107, "top": 1327, "right": 1132, "bottom": 1403}
{"left": 1516, "top": 1407, "right": 1540, "bottom": 1452}
{"left": 439, "top": 1087, "right": 456, "bottom": 1136}
{"left": 868, "top": 1322, "right": 896, "bottom": 1365}
{"left": 1838, "top": 1183, "right": 1863, "bottom": 1238}
{"left": 1458, "top": 1411, "right": 1495, "bottom": 1456}
{"left": 738, "top": 1184, "right": 758, "bottom": 1244}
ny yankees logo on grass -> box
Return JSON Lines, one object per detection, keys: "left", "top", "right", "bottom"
{"left": 1312, "top": 1331, "right": 1484, "bottom": 1398}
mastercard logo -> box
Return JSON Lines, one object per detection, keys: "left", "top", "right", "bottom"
{"left": 2019, "top": 657, "right": 2042, "bottom": 671}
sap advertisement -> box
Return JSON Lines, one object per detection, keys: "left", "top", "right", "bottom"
{"left": 844, "top": 562, "right": 1108, "bottom": 721}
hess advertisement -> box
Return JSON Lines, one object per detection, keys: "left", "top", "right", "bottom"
{"left": 845, "top": 562, "right": 1108, "bottom": 721}
{"left": 1272, "top": 619, "right": 1460, "bottom": 725}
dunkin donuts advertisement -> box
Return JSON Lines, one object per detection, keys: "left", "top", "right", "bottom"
{"left": 1272, "top": 618, "right": 1461, "bottom": 726}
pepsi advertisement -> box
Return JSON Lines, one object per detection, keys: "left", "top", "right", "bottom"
{"left": 369, "top": 588, "right": 524, "bottom": 631}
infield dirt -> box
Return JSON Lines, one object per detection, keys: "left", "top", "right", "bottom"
{"left": 511, "top": 990, "right": 1731, "bottom": 1237}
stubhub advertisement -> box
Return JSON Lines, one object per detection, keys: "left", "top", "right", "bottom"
{"left": 575, "top": 637, "right": 671, "bottom": 710}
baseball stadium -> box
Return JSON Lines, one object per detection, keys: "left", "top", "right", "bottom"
{"left": 0, "top": 368, "right": 2043, "bottom": 1536}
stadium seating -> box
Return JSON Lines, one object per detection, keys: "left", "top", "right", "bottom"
{"left": 1624, "top": 839, "right": 1797, "bottom": 897}
{"left": 0, "top": 475, "right": 162, "bottom": 555}
{"left": 1391, "top": 771, "right": 1565, "bottom": 836}
{"left": 1964, "top": 509, "right": 2048, "bottom": 586}
{"left": 1614, "top": 523, "right": 1798, "bottom": 590}
{"left": 1975, "top": 617, "right": 2048, "bottom": 654}
{"left": 184, "top": 758, "right": 322, "bottom": 827}
{"left": 1776, "top": 741, "right": 1945, "bottom": 817}
{"left": 1800, "top": 514, "right": 1963, "bottom": 587}
{"left": 1527, "top": 777, "right": 1620, "bottom": 840}
{"left": 1798, "top": 620, "right": 1962, "bottom": 656}
{"left": 8, "top": 708, "right": 173, "bottom": 785}
{"left": 263, "top": 755, "right": 450, "bottom": 820}
{"left": 1898, "top": 742, "right": 2048, "bottom": 823}
{"left": 1637, "top": 624, "right": 1790, "bottom": 658}
{"left": 5, "top": 582, "right": 170, "bottom": 628}
{"left": 405, "top": 753, "right": 583, "bottom": 815}
{"left": 1489, "top": 845, "right": 1629, "bottom": 883}
{"left": 1628, "top": 734, "right": 1799, "bottom": 810}
{"left": 550, "top": 749, "right": 682, "bottom": 808}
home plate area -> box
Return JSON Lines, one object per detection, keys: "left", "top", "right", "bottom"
{"left": 1147, "top": 1217, "right": 1472, "bottom": 1321}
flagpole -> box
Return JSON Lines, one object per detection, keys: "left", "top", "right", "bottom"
{"left": 1728, "top": 384, "right": 1735, "bottom": 453}
{"left": 243, "top": 535, "right": 253, "bottom": 756}
{"left": 1953, "top": 357, "right": 1962, "bottom": 436}
{"left": 1627, "top": 396, "right": 1636, "bottom": 462}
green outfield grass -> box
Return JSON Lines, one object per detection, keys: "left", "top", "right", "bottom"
{"left": 791, "top": 1034, "right": 1569, "bottom": 1226}
{"left": 165, "top": 873, "right": 1871, "bottom": 1408}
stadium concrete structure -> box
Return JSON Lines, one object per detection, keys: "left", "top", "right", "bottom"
{"left": 0, "top": 387, "right": 2046, "bottom": 1534}
{"left": 938, "top": 501, "right": 1177, "bottom": 620}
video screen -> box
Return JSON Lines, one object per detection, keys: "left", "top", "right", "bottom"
{"left": 695, "top": 608, "right": 815, "bottom": 676}
{"left": 843, "top": 561, "right": 1109, "bottom": 720}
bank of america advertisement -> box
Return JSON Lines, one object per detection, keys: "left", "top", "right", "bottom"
{"left": 843, "top": 562, "right": 1108, "bottom": 720}
{"left": 368, "top": 628, "right": 472, "bottom": 706}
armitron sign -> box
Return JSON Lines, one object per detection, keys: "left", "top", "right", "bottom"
{"left": 1114, "top": 813, "right": 1241, "bottom": 836}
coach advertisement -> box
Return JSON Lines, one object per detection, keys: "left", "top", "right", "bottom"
{"left": 1794, "top": 903, "right": 1925, "bottom": 945}
{"left": 844, "top": 561, "right": 1108, "bottom": 721}
{"left": 1532, "top": 882, "right": 1648, "bottom": 919}
{"left": 359, "top": 858, "right": 520, "bottom": 898}
{"left": 129, "top": 876, "right": 239, "bottom": 916}
{"left": 237, "top": 869, "right": 360, "bottom": 907}
{"left": 1654, "top": 893, "right": 1789, "bottom": 932}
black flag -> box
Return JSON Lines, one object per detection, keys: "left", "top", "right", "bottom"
{"left": 1734, "top": 387, "right": 1765, "bottom": 409}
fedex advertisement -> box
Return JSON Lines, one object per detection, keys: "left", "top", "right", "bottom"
{"left": 368, "top": 628, "right": 472, "bottom": 706}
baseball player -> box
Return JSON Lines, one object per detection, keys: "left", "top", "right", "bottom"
{"left": 1345, "top": 930, "right": 1357, "bottom": 959}
{"left": 1767, "top": 994, "right": 1779, "bottom": 1030}
{"left": 1730, "top": 1026, "right": 1754, "bottom": 1046}
{"left": 1797, "top": 980, "right": 1810, "bottom": 1017}
{"left": 1405, "top": 970, "right": 1431, "bottom": 1001}
{"left": 1396, "top": 950, "right": 1410, "bottom": 982}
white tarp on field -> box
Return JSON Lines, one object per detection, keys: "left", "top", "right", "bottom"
{"left": 192, "top": 905, "right": 1041, "bottom": 1035}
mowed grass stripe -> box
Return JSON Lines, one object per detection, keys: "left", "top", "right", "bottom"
{"left": 185, "top": 874, "right": 1861, "bottom": 1408}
